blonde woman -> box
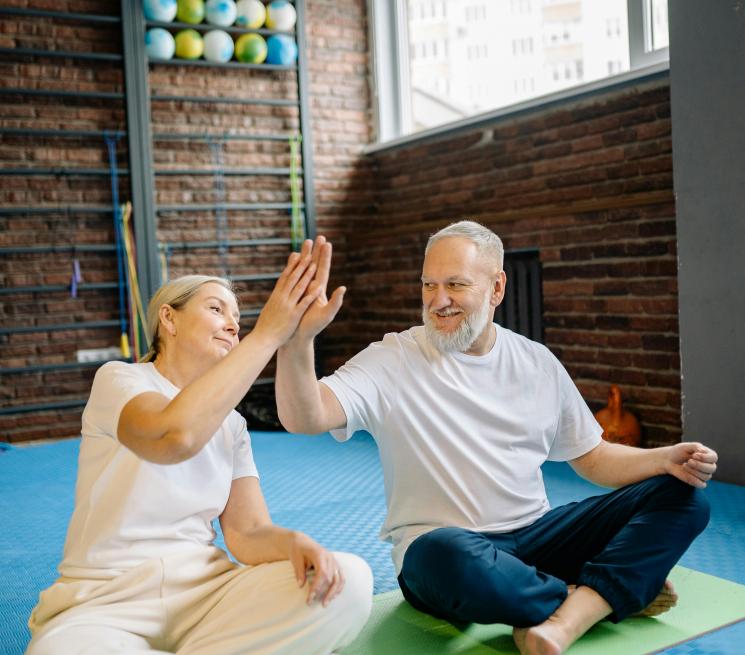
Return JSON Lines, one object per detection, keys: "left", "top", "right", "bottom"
{"left": 26, "top": 241, "right": 372, "bottom": 655}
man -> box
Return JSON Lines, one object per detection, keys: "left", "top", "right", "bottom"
{"left": 276, "top": 222, "right": 717, "bottom": 655}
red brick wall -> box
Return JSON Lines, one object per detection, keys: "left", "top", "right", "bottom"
{"left": 0, "top": 0, "right": 127, "bottom": 440}
{"left": 329, "top": 77, "right": 680, "bottom": 446}
{"left": 1, "top": 3, "right": 681, "bottom": 447}
{"left": 0, "top": 0, "right": 373, "bottom": 441}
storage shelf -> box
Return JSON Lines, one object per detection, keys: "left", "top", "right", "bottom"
{"left": 0, "top": 7, "right": 120, "bottom": 24}
{"left": 148, "top": 56, "right": 295, "bottom": 71}
{"left": 150, "top": 92, "right": 297, "bottom": 106}
{"left": 0, "top": 320, "right": 120, "bottom": 336}
{"left": 0, "top": 283, "right": 119, "bottom": 296}
{"left": 145, "top": 19, "right": 295, "bottom": 37}
{"left": 0, "top": 47, "right": 122, "bottom": 62}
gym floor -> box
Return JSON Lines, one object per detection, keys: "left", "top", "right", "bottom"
{"left": 1, "top": 431, "right": 743, "bottom": 655}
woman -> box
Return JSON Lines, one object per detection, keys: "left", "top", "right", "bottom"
{"left": 26, "top": 242, "right": 373, "bottom": 654}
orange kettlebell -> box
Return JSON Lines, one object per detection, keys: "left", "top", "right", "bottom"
{"left": 594, "top": 385, "right": 642, "bottom": 447}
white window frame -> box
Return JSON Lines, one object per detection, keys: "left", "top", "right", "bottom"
{"left": 628, "top": 0, "right": 670, "bottom": 68}
{"left": 368, "top": 0, "right": 670, "bottom": 150}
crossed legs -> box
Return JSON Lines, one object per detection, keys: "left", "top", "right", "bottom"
{"left": 399, "top": 475, "right": 710, "bottom": 654}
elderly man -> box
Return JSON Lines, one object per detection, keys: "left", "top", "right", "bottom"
{"left": 276, "top": 222, "right": 716, "bottom": 655}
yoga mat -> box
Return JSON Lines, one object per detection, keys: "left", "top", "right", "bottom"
{"left": 341, "top": 566, "right": 745, "bottom": 655}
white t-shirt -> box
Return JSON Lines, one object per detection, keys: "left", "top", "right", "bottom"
{"left": 59, "top": 361, "right": 258, "bottom": 579}
{"left": 321, "top": 325, "right": 602, "bottom": 574}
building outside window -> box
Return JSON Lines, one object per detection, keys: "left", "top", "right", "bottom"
{"left": 376, "top": 0, "right": 669, "bottom": 140}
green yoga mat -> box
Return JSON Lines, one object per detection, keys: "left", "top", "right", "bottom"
{"left": 342, "top": 567, "right": 745, "bottom": 655}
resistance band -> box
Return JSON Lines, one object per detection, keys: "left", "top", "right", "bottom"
{"left": 120, "top": 202, "right": 149, "bottom": 359}
{"left": 289, "top": 134, "right": 304, "bottom": 250}
{"left": 104, "top": 131, "right": 130, "bottom": 359}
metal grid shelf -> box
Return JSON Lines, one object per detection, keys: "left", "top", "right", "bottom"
{"left": 152, "top": 132, "right": 292, "bottom": 142}
{"left": 156, "top": 202, "right": 301, "bottom": 212}
{"left": 0, "top": 360, "right": 129, "bottom": 376}
{"left": 153, "top": 167, "right": 295, "bottom": 176}
{"left": 1, "top": 1, "right": 314, "bottom": 424}
{"left": 0, "top": 7, "right": 120, "bottom": 23}
{"left": 148, "top": 56, "right": 296, "bottom": 71}
{"left": 0, "top": 88, "right": 125, "bottom": 101}
{"left": 145, "top": 18, "right": 295, "bottom": 37}
{"left": 0, "top": 283, "right": 118, "bottom": 296}
{"left": 149, "top": 93, "right": 297, "bottom": 106}
{"left": 0, "top": 320, "right": 120, "bottom": 336}
{"left": 0, "top": 47, "right": 122, "bottom": 62}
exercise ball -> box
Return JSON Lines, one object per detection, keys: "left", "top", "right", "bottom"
{"left": 145, "top": 28, "right": 176, "bottom": 60}
{"left": 144, "top": 0, "right": 178, "bottom": 22}
{"left": 176, "top": 0, "right": 205, "bottom": 24}
{"left": 235, "top": 0, "right": 265, "bottom": 28}
{"left": 235, "top": 33, "right": 267, "bottom": 63}
{"left": 175, "top": 28, "right": 204, "bottom": 59}
{"left": 265, "top": 0, "right": 296, "bottom": 31}
{"left": 203, "top": 29, "right": 234, "bottom": 62}
{"left": 205, "top": 0, "right": 237, "bottom": 26}
{"left": 265, "top": 34, "right": 297, "bottom": 65}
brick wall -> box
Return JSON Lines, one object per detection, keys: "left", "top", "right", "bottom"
{"left": 329, "top": 77, "right": 680, "bottom": 446}
{"left": 1, "top": 3, "right": 682, "bottom": 447}
{"left": 0, "top": 0, "right": 127, "bottom": 440}
{"left": 0, "top": 0, "right": 373, "bottom": 441}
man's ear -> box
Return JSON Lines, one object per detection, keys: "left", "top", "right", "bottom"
{"left": 491, "top": 270, "right": 507, "bottom": 307}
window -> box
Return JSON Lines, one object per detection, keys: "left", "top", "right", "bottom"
{"left": 371, "top": 0, "right": 670, "bottom": 143}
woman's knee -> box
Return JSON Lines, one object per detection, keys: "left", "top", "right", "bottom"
{"left": 329, "top": 552, "right": 373, "bottom": 633}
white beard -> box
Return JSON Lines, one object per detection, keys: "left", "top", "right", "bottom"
{"left": 422, "top": 292, "right": 493, "bottom": 354}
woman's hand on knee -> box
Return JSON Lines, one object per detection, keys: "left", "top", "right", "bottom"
{"left": 288, "top": 531, "right": 345, "bottom": 607}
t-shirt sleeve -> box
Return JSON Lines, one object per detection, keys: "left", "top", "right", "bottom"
{"left": 546, "top": 360, "right": 603, "bottom": 462}
{"left": 231, "top": 414, "right": 259, "bottom": 480}
{"left": 320, "top": 336, "right": 401, "bottom": 442}
{"left": 81, "top": 361, "right": 159, "bottom": 442}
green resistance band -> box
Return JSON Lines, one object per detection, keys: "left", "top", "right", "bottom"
{"left": 289, "top": 134, "right": 304, "bottom": 251}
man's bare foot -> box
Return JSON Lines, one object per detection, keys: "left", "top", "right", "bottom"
{"left": 513, "top": 620, "right": 566, "bottom": 655}
{"left": 633, "top": 579, "right": 678, "bottom": 617}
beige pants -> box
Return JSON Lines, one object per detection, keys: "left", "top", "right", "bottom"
{"left": 26, "top": 546, "right": 372, "bottom": 654}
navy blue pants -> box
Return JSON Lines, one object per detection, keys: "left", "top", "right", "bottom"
{"left": 398, "top": 475, "right": 710, "bottom": 627}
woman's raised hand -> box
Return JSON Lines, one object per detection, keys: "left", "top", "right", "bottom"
{"left": 252, "top": 239, "right": 323, "bottom": 346}
{"left": 292, "top": 235, "right": 346, "bottom": 342}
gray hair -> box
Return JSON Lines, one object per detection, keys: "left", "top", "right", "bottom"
{"left": 141, "top": 275, "right": 235, "bottom": 363}
{"left": 425, "top": 220, "right": 504, "bottom": 270}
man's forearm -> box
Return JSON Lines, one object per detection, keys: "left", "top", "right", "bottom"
{"left": 276, "top": 338, "right": 329, "bottom": 433}
{"left": 572, "top": 441, "right": 669, "bottom": 488}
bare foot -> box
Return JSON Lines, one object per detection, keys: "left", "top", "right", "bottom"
{"left": 633, "top": 579, "right": 678, "bottom": 617}
{"left": 513, "top": 620, "right": 567, "bottom": 655}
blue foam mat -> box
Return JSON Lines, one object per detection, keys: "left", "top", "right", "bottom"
{"left": 1, "top": 432, "right": 744, "bottom": 654}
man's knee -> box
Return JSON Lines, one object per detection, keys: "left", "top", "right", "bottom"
{"left": 404, "top": 527, "right": 484, "bottom": 577}
{"left": 645, "top": 475, "right": 711, "bottom": 534}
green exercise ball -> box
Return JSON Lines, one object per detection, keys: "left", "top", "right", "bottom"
{"left": 235, "top": 33, "right": 267, "bottom": 63}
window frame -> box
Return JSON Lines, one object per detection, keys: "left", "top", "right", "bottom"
{"left": 368, "top": 0, "right": 670, "bottom": 151}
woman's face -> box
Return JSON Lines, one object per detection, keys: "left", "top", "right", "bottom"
{"left": 167, "top": 282, "right": 241, "bottom": 362}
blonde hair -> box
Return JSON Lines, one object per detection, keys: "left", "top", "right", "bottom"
{"left": 141, "top": 275, "right": 235, "bottom": 363}
{"left": 426, "top": 220, "right": 504, "bottom": 271}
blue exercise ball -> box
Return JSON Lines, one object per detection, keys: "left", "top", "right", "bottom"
{"left": 265, "top": 34, "right": 297, "bottom": 65}
{"left": 144, "top": 0, "right": 178, "bottom": 22}
{"left": 145, "top": 27, "right": 176, "bottom": 60}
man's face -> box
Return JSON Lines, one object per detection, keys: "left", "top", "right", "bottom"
{"left": 421, "top": 237, "right": 500, "bottom": 354}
